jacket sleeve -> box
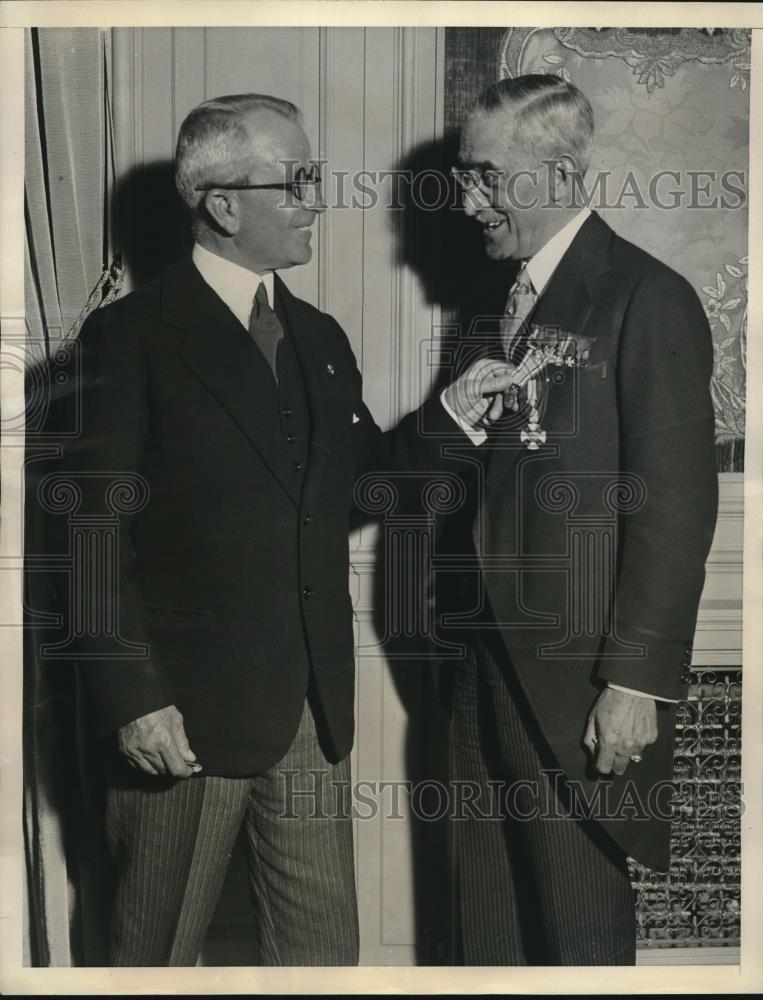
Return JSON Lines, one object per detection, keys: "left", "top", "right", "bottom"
{"left": 54, "top": 307, "right": 174, "bottom": 734}
{"left": 324, "top": 317, "right": 480, "bottom": 493}
{"left": 595, "top": 268, "right": 718, "bottom": 700}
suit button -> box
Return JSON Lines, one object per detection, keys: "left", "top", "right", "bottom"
{"left": 282, "top": 407, "right": 292, "bottom": 418}
{"left": 286, "top": 433, "right": 297, "bottom": 444}
{"left": 293, "top": 461, "right": 303, "bottom": 472}
{"left": 303, "top": 515, "right": 312, "bottom": 526}
{"left": 303, "top": 585, "right": 314, "bottom": 599}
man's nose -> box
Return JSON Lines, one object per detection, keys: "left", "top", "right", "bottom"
{"left": 461, "top": 186, "right": 489, "bottom": 218}
{"left": 304, "top": 185, "right": 327, "bottom": 214}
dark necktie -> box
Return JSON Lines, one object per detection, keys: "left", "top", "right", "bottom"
{"left": 248, "top": 281, "right": 284, "bottom": 382}
{"left": 499, "top": 262, "right": 537, "bottom": 364}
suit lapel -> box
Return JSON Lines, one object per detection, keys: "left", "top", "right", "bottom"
{"left": 162, "top": 257, "right": 300, "bottom": 506}
{"left": 484, "top": 212, "right": 613, "bottom": 496}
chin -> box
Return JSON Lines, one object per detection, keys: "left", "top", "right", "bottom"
{"left": 482, "top": 229, "right": 517, "bottom": 262}
{"left": 484, "top": 240, "right": 513, "bottom": 262}
{"left": 281, "top": 248, "right": 312, "bottom": 269}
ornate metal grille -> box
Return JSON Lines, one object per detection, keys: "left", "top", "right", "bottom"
{"left": 631, "top": 666, "right": 742, "bottom": 948}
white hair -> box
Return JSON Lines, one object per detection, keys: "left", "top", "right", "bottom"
{"left": 475, "top": 75, "right": 595, "bottom": 174}
{"left": 175, "top": 93, "right": 301, "bottom": 212}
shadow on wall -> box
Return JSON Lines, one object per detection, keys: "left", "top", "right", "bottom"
{"left": 393, "top": 129, "right": 517, "bottom": 342}
{"left": 116, "top": 160, "right": 192, "bottom": 288}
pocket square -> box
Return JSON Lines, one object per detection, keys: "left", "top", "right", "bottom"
{"left": 352, "top": 413, "right": 360, "bottom": 424}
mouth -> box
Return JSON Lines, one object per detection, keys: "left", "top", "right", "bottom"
{"left": 479, "top": 216, "right": 507, "bottom": 234}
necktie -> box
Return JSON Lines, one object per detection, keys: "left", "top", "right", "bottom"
{"left": 499, "top": 262, "right": 537, "bottom": 364}
{"left": 248, "top": 281, "right": 284, "bottom": 382}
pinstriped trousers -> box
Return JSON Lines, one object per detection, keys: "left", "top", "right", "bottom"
{"left": 450, "top": 633, "right": 637, "bottom": 965}
{"left": 104, "top": 697, "right": 359, "bottom": 966}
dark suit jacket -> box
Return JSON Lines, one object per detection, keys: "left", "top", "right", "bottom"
{"left": 444, "top": 213, "right": 717, "bottom": 870}
{"left": 56, "top": 256, "right": 470, "bottom": 777}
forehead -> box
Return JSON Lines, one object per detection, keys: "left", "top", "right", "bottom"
{"left": 242, "top": 109, "right": 311, "bottom": 169}
{"left": 458, "top": 108, "right": 518, "bottom": 166}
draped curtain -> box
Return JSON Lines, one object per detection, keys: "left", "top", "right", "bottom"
{"left": 24, "top": 26, "right": 120, "bottom": 966}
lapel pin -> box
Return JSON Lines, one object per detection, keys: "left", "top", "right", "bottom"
{"left": 326, "top": 363, "right": 335, "bottom": 375}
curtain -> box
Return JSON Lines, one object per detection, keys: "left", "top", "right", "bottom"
{"left": 24, "top": 26, "right": 122, "bottom": 967}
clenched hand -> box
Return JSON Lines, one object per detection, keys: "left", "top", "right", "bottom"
{"left": 442, "top": 358, "right": 518, "bottom": 429}
{"left": 117, "top": 704, "right": 201, "bottom": 778}
{"left": 583, "top": 687, "right": 658, "bottom": 776}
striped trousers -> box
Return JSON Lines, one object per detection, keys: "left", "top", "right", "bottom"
{"left": 450, "top": 632, "right": 637, "bottom": 965}
{"left": 105, "top": 697, "right": 359, "bottom": 966}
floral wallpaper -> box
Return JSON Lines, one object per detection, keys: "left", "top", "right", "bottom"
{"left": 444, "top": 28, "right": 749, "bottom": 472}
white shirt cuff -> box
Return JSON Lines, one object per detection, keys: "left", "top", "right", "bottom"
{"left": 607, "top": 682, "right": 678, "bottom": 704}
{"left": 440, "top": 390, "right": 487, "bottom": 446}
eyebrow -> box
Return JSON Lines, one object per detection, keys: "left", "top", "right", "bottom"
{"left": 456, "top": 157, "right": 501, "bottom": 172}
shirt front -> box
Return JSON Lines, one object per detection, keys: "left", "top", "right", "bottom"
{"left": 192, "top": 242, "right": 275, "bottom": 325}
{"left": 524, "top": 207, "right": 592, "bottom": 297}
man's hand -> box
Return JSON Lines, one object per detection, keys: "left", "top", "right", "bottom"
{"left": 442, "top": 358, "right": 518, "bottom": 430}
{"left": 583, "top": 687, "right": 658, "bottom": 776}
{"left": 117, "top": 705, "right": 201, "bottom": 778}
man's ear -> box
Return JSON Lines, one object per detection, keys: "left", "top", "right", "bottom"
{"left": 551, "top": 155, "right": 582, "bottom": 205}
{"left": 201, "top": 189, "right": 241, "bottom": 235}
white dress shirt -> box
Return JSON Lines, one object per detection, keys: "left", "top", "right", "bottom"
{"left": 523, "top": 207, "right": 592, "bottom": 297}
{"left": 192, "top": 242, "right": 275, "bottom": 322}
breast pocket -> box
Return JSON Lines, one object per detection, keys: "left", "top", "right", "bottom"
{"left": 542, "top": 360, "right": 609, "bottom": 395}
{"left": 577, "top": 360, "right": 609, "bottom": 389}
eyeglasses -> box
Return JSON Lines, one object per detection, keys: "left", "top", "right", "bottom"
{"left": 195, "top": 164, "right": 322, "bottom": 202}
{"left": 450, "top": 166, "right": 503, "bottom": 194}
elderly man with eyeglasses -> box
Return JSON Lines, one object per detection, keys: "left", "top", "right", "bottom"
{"left": 437, "top": 74, "right": 718, "bottom": 965}
{"left": 55, "top": 92, "right": 517, "bottom": 967}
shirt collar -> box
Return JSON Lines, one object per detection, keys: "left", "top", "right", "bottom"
{"left": 524, "top": 207, "right": 591, "bottom": 297}
{"left": 192, "top": 242, "right": 275, "bottom": 329}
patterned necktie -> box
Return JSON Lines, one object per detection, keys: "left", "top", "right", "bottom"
{"left": 499, "top": 262, "right": 537, "bottom": 363}
{"left": 248, "top": 281, "right": 284, "bottom": 382}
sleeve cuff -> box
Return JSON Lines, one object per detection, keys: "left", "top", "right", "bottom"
{"left": 607, "top": 682, "right": 678, "bottom": 704}
{"left": 597, "top": 623, "right": 694, "bottom": 701}
{"left": 439, "top": 390, "right": 487, "bottom": 446}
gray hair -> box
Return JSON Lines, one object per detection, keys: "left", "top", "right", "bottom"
{"left": 474, "top": 75, "right": 595, "bottom": 174}
{"left": 175, "top": 93, "right": 301, "bottom": 212}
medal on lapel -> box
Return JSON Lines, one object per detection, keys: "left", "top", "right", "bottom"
{"left": 505, "top": 326, "right": 595, "bottom": 450}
